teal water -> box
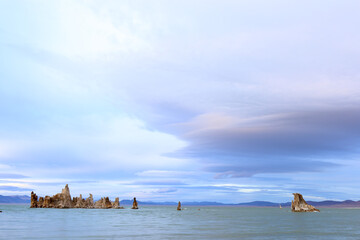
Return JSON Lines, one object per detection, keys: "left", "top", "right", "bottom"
{"left": 1, "top": 205, "right": 360, "bottom": 239}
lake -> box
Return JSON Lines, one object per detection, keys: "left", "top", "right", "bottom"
{"left": 1, "top": 205, "right": 360, "bottom": 239}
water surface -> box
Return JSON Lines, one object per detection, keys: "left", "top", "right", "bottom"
{"left": 1, "top": 205, "right": 359, "bottom": 239}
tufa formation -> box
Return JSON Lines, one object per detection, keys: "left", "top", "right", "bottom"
{"left": 131, "top": 197, "right": 138, "bottom": 209}
{"left": 30, "top": 184, "right": 124, "bottom": 209}
{"left": 177, "top": 201, "right": 181, "bottom": 211}
{"left": 291, "top": 193, "right": 320, "bottom": 212}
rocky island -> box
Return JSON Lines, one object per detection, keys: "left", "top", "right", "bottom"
{"left": 30, "top": 184, "right": 124, "bottom": 209}
{"left": 291, "top": 193, "right": 320, "bottom": 212}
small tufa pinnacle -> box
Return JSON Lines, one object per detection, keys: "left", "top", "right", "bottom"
{"left": 131, "top": 197, "right": 138, "bottom": 209}
{"left": 177, "top": 201, "right": 181, "bottom": 211}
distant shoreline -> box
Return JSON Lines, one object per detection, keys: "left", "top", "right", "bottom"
{"left": 2, "top": 194, "right": 360, "bottom": 208}
{"left": 2, "top": 203, "right": 360, "bottom": 208}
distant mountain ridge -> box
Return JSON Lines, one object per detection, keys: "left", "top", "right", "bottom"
{"left": 2, "top": 195, "right": 360, "bottom": 207}
{"left": 118, "top": 199, "right": 360, "bottom": 207}
{"left": 0, "top": 195, "right": 31, "bottom": 203}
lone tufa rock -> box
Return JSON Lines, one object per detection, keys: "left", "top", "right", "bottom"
{"left": 177, "top": 201, "right": 181, "bottom": 211}
{"left": 291, "top": 193, "right": 320, "bottom": 212}
{"left": 131, "top": 197, "right": 138, "bottom": 209}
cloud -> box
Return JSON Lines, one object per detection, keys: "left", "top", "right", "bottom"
{"left": 0, "top": 185, "right": 33, "bottom": 191}
{"left": 0, "top": 0, "right": 152, "bottom": 60}
{"left": 0, "top": 173, "right": 29, "bottom": 179}
{"left": 206, "top": 161, "right": 338, "bottom": 179}
{"left": 131, "top": 180, "right": 187, "bottom": 186}
{"left": 171, "top": 108, "right": 360, "bottom": 177}
{"left": 135, "top": 170, "right": 195, "bottom": 178}
{"left": 152, "top": 188, "right": 178, "bottom": 194}
{"left": 0, "top": 113, "right": 187, "bottom": 179}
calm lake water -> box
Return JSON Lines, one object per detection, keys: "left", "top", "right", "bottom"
{"left": 1, "top": 205, "right": 360, "bottom": 239}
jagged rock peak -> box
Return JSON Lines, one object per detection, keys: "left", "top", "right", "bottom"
{"left": 85, "top": 194, "right": 94, "bottom": 208}
{"left": 291, "top": 193, "right": 320, "bottom": 212}
{"left": 60, "top": 184, "right": 72, "bottom": 208}
{"left": 94, "top": 197, "right": 113, "bottom": 209}
{"left": 113, "top": 197, "right": 120, "bottom": 209}
{"left": 30, "top": 191, "right": 38, "bottom": 208}
{"left": 62, "top": 184, "right": 70, "bottom": 195}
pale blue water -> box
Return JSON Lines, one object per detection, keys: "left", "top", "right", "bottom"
{"left": 1, "top": 205, "right": 360, "bottom": 239}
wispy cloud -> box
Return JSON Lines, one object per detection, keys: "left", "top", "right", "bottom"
{"left": 151, "top": 188, "right": 178, "bottom": 194}
{"left": 130, "top": 180, "right": 187, "bottom": 186}
{"left": 135, "top": 170, "right": 195, "bottom": 178}
{"left": 0, "top": 173, "right": 29, "bottom": 179}
{"left": 0, "top": 185, "right": 33, "bottom": 191}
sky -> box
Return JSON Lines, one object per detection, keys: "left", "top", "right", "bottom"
{"left": 1, "top": 0, "right": 360, "bottom": 203}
